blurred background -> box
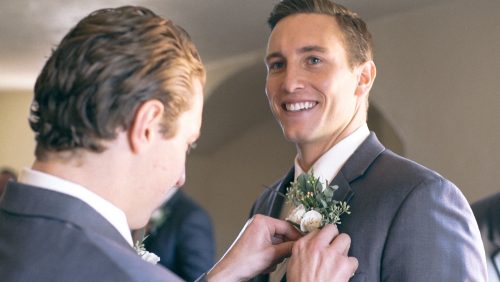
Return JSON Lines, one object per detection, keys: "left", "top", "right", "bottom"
{"left": 1, "top": 0, "right": 499, "bottom": 258}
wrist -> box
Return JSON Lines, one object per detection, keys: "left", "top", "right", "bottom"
{"left": 206, "top": 258, "right": 244, "bottom": 282}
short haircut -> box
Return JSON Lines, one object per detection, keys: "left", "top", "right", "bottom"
{"left": 0, "top": 168, "right": 17, "bottom": 181}
{"left": 30, "top": 6, "right": 205, "bottom": 160}
{"left": 268, "top": 0, "right": 373, "bottom": 68}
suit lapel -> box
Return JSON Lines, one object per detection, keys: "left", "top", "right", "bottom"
{"left": 330, "top": 132, "right": 385, "bottom": 203}
{"left": 268, "top": 168, "right": 295, "bottom": 218}
{"left": 329, "top": 171, "right": 354, "bottom": 203}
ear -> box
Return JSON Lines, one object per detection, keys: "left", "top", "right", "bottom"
{"left": 128, "top": 100, "right": 164, "bottom": 154}
{"left": 355, "top": 60, "right": 376, "bottom": 97}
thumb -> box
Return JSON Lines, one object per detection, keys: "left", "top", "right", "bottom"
{"left": 270, "top": 241, "right": 295, "bottom": 264}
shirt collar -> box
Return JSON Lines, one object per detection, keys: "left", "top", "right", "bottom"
{"left": 294, "top": 124, "right": 370, "bottom": 184}
{"left": 19, "top": 168, "right": 133, "bottom": 246}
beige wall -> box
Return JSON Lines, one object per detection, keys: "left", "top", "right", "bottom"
{"left": 369, "top": 0, "right": 500, "bottom": 202}
{"left": 0, "top": 90, "right": 35, "bottom": 174}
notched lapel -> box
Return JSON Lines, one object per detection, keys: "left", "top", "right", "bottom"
{"left": 254, "top": 168, "right": 294, "bottom": 217}
{"left": 330, "top": 171, "right": 354, "bottom": 204}
{"left": 269, "top": 168, "right": 295, "bottom": 218}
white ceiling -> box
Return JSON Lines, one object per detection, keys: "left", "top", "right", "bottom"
{"left": 0, "top": 0, "right": 451, "bottom": 90}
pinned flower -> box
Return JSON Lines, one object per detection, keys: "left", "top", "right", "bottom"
{"left": 148, "top": 208, "right": 168, "bottom": 234}
{"left": 134, "top": 237, "right": 160, "bottom": 264}
{"left": 300, "top": 210, "right": 323, "bottom": 233}
{"left": 286, "top": 204, "right": 306, "bottom": 225}
{"left": 286, "top": 171, "right": 351, "bottom": 233}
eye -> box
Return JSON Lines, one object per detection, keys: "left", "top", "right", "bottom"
{"left": 187, "top": 142, "right": 197, "bottom": 155}
{"left": 267, "top": 61, "right": 285, "bottom": 73}
{"left": 307, "top": 56, "right": 321, "bottom": 65}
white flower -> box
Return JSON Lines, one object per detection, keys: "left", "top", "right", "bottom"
{"left": 300, "top": 210, "right": 323, "bottom": 233}
{"left": 138, "top": 250, "right": 161, "bottom": 264}
{"left": 134, "top": 239, "right": 160, "bottom": 265}
{"left": 286, "top": 204, "right": 306, "bottom": 225}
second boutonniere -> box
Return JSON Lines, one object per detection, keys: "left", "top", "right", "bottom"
{"left": 134, "top": 237, "right": 160, "bottom": 265}
{"left": 285, "top": 171, "right": 351, "bottom": 233}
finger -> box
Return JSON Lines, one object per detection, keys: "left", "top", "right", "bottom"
{"left": 349, "top": 256, "right": 359, "bottom": 273}
{"left": 308, "top": 224, "right": 340, "bottom": 247}
{"left": 346, "top": 257, "right": 359, "bottom": 279}
{"left": 334, "top": 256, "right": 359, "bottom": 281}
{"left": 265, "top": 216, "right": 302, "bottom": 241}
{"left": 270, "top": 241, "right": 295, "bottom": 264}
{"left": 328, "top": 233, "right": 351, "bottom": 255}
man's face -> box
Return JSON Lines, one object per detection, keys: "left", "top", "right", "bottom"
{"left": 265, "top": 13, "right": 366, "bottom": 152}
{"left": 148, "top": 78, "right": 203, "bottom": 208}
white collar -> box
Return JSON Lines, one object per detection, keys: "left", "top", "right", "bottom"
{"left": 294, "top": 124, "right": 370, "bottom": 184}
{"left": 19, "top": 168, "right": 133, "bottom": 246}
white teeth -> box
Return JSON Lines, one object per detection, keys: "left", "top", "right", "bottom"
{"left": 285, "top": 101, "right": 316, "bottom": 112}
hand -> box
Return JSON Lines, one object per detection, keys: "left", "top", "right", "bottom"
{"left": 207, "top": 214, "right": 301, "bottom": 282}
{"left": 287, "top": 224, "right": 358, "bottom": 282}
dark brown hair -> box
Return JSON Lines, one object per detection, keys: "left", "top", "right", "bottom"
{"left": 268, "top": 0, "right": 373, "bottom": 68}
{"left": 31, "top": 6, "right": 205, "bottom": 160}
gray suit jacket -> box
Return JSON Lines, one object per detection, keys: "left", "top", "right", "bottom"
{"left": 249, "top": 133, "right": 486, "bottom": 282}
{"left": 472, "top": 192, "right": 500, "bottom": 282}
{"left": 0, "top": 182, "right": 184, "bottom": 282}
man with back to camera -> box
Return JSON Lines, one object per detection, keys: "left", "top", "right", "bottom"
{"left": 249, "top": 0, "right": 487, "bottom": 281}
{"left": 0, "top": 5, "right": 358, "bottom": 282}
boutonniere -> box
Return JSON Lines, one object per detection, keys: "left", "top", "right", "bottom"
{"left": 285, "top": 171, "right": 351, "bottom": 233}
{"left": 148, "top": 207, "right": 170, "bottom": 234}
{"left": 134, "top": 236, "right": 160, "bottom": 264}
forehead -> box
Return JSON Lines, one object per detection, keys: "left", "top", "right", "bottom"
{"left": 267, "top": 13, "right": 345, "bottom": 54}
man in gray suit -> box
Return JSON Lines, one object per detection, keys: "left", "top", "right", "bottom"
{"left": 249, "top": 0, "right": 487, "bottom": 281}
{"left": 0, "top": 5, "right": 358, "bottom": 282}
{"left": 473, "top": 192, "right": 500, "bottom": 282}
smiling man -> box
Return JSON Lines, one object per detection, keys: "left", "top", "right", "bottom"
{"left": 249, "top": 0, "right": 487, "bottom": 281}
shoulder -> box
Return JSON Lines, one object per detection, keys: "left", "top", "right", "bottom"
{"left": 75, "top": 231, "right": 182, "bottom": 281}
{"left": 0, "top": 219, "right": 178, "bottom": 281}
{"left": 351, "top": 148, "right": 471, "bottom": 224}
{"left": 368, "top": 149, "right": 460, "bottom": 196}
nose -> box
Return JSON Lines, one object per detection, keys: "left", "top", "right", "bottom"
{"left": 175, "top": 172, "right": 186, "bottom": 188}
{"left": 281, "top": 65, "right": 304, "bottom": 94}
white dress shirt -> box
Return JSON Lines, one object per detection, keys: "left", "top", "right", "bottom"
{"left": 269, "top": 124, "right": 370, "bottom": 282}
{"left": 19, "top": 168, "right": 133, "bottom": 246}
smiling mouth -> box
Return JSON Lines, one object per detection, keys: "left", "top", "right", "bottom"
{"left": 283, "top": 101, "right": 318, "bottom": 112}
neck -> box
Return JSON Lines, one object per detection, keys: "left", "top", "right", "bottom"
{"left": 32, "top": 137, "right": 135, "bottom": 217}
{"left": 296, "top": 116, "right": 366, "bottom": 172}
{"left": 32, "top": 155, "right": 122, "bottom": 205}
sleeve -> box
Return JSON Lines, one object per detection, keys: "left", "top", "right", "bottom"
{"left": 176, "top": 207, "right": 216, "bottom": 282}
{"left": 381, "top": 177, "right": 487, "bottom": 281}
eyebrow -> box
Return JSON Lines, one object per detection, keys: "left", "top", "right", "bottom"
{"left": 265, "top": 45, "right": 328, "bottom": 63}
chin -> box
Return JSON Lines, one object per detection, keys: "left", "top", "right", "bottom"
{"left": 130, "top": 217, "right": 150, "bottom": 230}
{"left": 282, "top": 130, "right": 309, "bottom": 143}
